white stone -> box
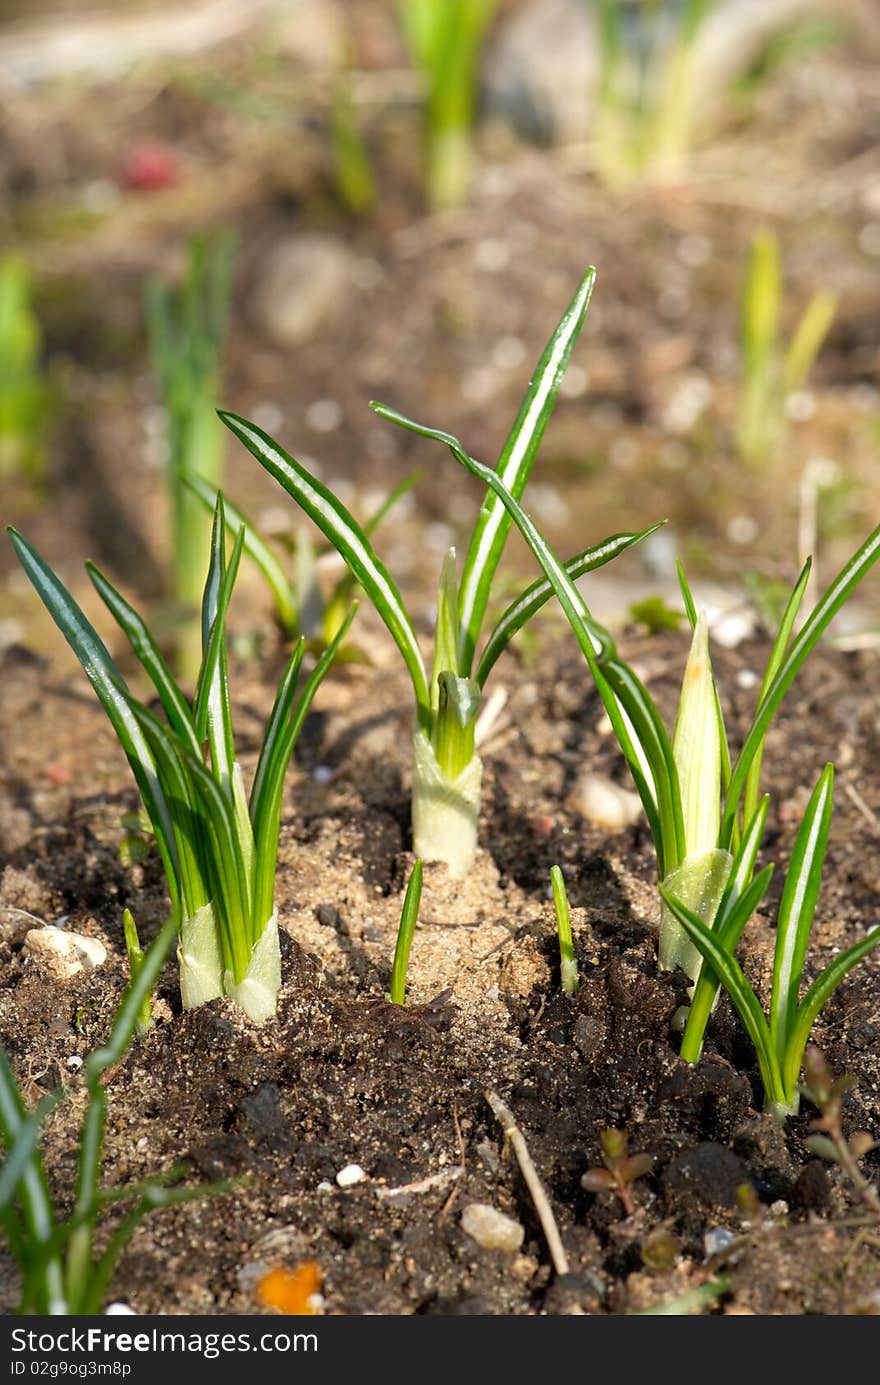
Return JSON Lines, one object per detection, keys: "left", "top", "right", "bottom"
{"left": 571, "top": 773, "right": 643, "bottom": 831}
{"left": 336, "top": 1164, "right": 367, "bottom": 1188}
{"left": 461, "top": 1202, "right": 524, "bottom": 1253}
{"left": 24, "top": 928, "right": 107, "bottom": 980}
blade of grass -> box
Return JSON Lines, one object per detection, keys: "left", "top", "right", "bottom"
{"left": 784, "top": 927, "right": 880, "bottom": 1096}
{"left": 389, "top": 859, "right": 424, "bottom": 1005}
{"left": 476, "top": 525, "right": 661, "bottom": 686}
{"left": 721, "top": 521, "right": 880, "bottom": 848}
{"left": 443, "top": 268, "right": 596, "bottom": 675}
{"left": 770, "top": 764, "right": 834, "bottom": 1069}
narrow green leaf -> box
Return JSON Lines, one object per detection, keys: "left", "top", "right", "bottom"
{"left": 476, "top": 525, "right": 661, "bottom": 687}
{"left": 390, "top": 859, "right": 424, "bottom": 1005}
{"left": 771, "top": 764, "right": 834, "bottom": 1068}
{"left": 742, "top": 557, "right": 811, "bottom": 827}
{"left": 252, "top": 605, "right": 359, "bottom": 926}
{"left": 7, "top": 528, "right": 183, "bottom": 916}
{"left": 551, "top": 864, "right": 578, "bottom": 996}
{"left": 784, "top": 927, "right": 880, "bottom": 1098}
{"left": 220, "top": 410, "right": 430, "bottom": 726}
{"left": 454, "top": 268, "right": 596, "bottom": 674}
{"left": 133, "top": 705, "right": 209, "bottom": 919}
{"left": 86, "top": 562, "right": 201, "bottom": 758}
{"left": 722, "top": 521, "right": 880, "bottom": 848}
{"left": 249, "top": 639, "right": 306, "bottom": 830}
{"left": 661, "top": 885, "right": 782, "bottom": 1105}
{"left": 432, "top": 547, "right": 461, "bottom": 704}
{"left": 0, "top": 1083, "right": 60, "bottom": 1211}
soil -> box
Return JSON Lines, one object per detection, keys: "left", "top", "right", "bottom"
{"left": 2, "top": 0, "right": 880, "bottom": 1319}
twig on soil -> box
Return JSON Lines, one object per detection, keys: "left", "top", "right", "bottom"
{"left": 485, "top": 1089, "right": 569, "bottom": 1277}
{"left": 844, "top": 781, "right": 880, "bottom": 837}
{"left": 376, "top": 1167, "right": 463, "bottom": 1202}
{"left": 438, "top": 1105, "right": 467, "bottom": 1225}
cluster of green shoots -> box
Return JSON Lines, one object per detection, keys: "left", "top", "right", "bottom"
{"left": 9, "top": 499, "right": 353, "bottom": 1024}
{"left": 223, "top": 269, "right": 656, "bottom": 879}
{"left": 0, "top": 919, "right": 222, "bottom": 1314}
{"left": 0, "top": 256, "right": 51, "bottom": 485}
{"left": 147, "top": 232, "right": 234, "bottom": 680}
{"left": 737, "top": 228, "right": 837, "bottom": 464}
{"left": 398, "top": 0, "right": 499, "bottom": 210}
{"left": 8, "top": 265, "right": 880, "bottom": 1127}
{"left": 340, "top": 272, "right": 880, "bottom": 1116}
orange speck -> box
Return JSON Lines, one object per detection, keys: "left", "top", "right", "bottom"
{"left": 256, "top": 1262, "right": 322, "bottom": 1315}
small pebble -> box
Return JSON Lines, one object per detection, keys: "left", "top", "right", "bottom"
{"left": 703, "top": 1226, "right": 736, "bottom": 1259}
{"left": 461, "top": 1202, "right": 524, "bottom": 1253}
{"left": 316, "top": 1181, "right": 333, "bottom": 1193}
{"left": 24, "top": 928, "right": 107, "bottom": 980}
{"left": 66, "top": 1055, "right": 83, "bottom": 1071}
{"left": 571, "top": 773, "right": 642, "bottom": 831}
{"left": 736, "top": 669, "right": 759, "bottom": 690}
{"left": 104, "top": 1304, "right": 137, "bottom": 1316}
{"left": 311, "top": 766, "right": 334, "bottom": 785}
{"left": 336, "top": 1164, "right": 367, "bottom": 1188}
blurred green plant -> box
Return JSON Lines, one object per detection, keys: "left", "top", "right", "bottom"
{"left": 737, "top": 229, "right": 837, "bottom": 465}
{"left": 0, "top": 257, "right": 51, "bottom": 485}
{"left": 591, "top": 0, "right": 715, "bottom": 187}
{"left": 185, "top": 467, "right": 420, "bottom": 655}
{"left": 147, "top": 233, "right": 235, "bottom": 681}
{"left": 331, "top": 67, "right": 377, "bottom": 216}
{"left": 389, "top": 859, "right": 424, "bottom": 1005}
{"left": 398, "top": 0, "right": 499, "bottom": 210}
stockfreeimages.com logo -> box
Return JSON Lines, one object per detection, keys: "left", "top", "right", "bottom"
{"left": 10, "top": 1327, "right": 318, "bottom": 1363}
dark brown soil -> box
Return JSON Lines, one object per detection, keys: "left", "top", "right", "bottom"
{"left": 2, "top": 623, "right": 879, "bottom": 1317}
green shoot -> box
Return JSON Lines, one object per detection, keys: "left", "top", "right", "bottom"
{"left": 147, "top": 233, "right": 234, "bottom": 681}
{"left": 0, "top": 256, "right": 51, "bottom": 485}
{"left": 393, "top": 385, "right": 880, "bottom": 989}
{"left": 0, "top": 918, "right": 228, "bottom": 1315}
{"left": 398, "top": 0, "right": 499, "bottom": 210}
{"left": 737, "top": 229, "right": 837, "bottom": 464}
{"left": 184, "top": 467, "right": 420, "bottom": 650}
{"left": 592, "top": 0, "right": 715, "bottom": 187}
{"left": 662, "top": 765, "right": 880, "bottom": 1119}
{"left": 8, "top": 498, "right": 353, "bottom": 1022}
{"left": 332, "top": 62, "right": 376, "bottom": 217}
{"left": 121, "top": 908, "right": 152, "bottom": 1036}
{"left": 389, "top": 860, "right": 424, "bottom": 1005}
{"left": 223, "top": 269, "right": 657, "bottom": 877}
{"left": 581, "top": 1128, "right": 652, "bottom": 1215}
{"left": 550, "top": 865, "right": 578, "bottom": 996}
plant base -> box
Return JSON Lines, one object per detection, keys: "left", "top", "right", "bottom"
{"left": 411, "top": 729, "right": 482, "bottom": 879}
{"left": 659, "top": 848, "right": 733, "bottom": 980}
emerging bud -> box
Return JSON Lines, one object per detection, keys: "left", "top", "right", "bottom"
{"left": 673, "top": 610, "right": 721, "bottom": 858}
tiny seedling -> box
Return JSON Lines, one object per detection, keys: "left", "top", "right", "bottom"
{"left": 581, "top": 1128, "right": 652, "bottom": 1216}
{"left": 362, "top": 366, "right": 880, "bottom": 980}
{"left": 737, "top": 228, "right": 837, "bottom": 464}
{"left": 389, "top": 859, "right": 424, "bottom": 1005}
{"left": 398, "top": 0, "right": 499, "bottom": 209}
{"left": 0, "top": 256, "right": 51, "bottom": 485}
{"left": 223, "top": 270, "right": 657, "bottom": 877}
{"left": 147, "top": 232, "right": 234, "bottom": 680}
{"left": 8, "top": 499, "right": 354, "bottom": 1023}
{"left": 0, "top": 918, "right": 226, "bottom": 1315}
{"left": 662, "top": 765, "right": 880, "bottom": 1118}
{"left": 800, "top": 1046, "right": 880, "bottom": 1218}
{"left": 185, "top": 467, "right": 420, "bottom": 651}
{"left": 121, "top": 909, "right": 152, "bottom": 1036}
{"left": 550, "top": 865, "right": 578, "bottom": 996}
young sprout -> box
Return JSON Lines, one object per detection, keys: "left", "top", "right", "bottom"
{"left": 0, "top": 918, "right": 227, "bottom": 1315}
{"left": 222, "top": 269, "right": 658, "bottom": 877}
{"left": 662, "top": 765, "right": 880, "bottom": 1119}
{"left": 0, "top": 255, "right": 51, "bottom": 485}
{"left": 184, "top": 467, "right": 420, "bottom": 650}
{"left": 398, "top": 0, "right": 499, "bottom": 210}
{"left": 389, "top": 859, "right": 424, "bottom": 1005}
{"left": 381, "top": 384, "right": 880, "bottom": 985}
{"left": 121, "top": 908, "right": 152, "bottom": 1036}
{"left": 800, "top": 1046, "right": 880, "bottom": 1218}
{"left": 737, "top": 228, "right": 837, "bottom": 465}
{"left": 581, "top": 1128, "right": 652, "bottom": 1216}
{"left": 8, "top": 499, "right": 354, "bottom": 1023}
{"left": 147, "top": 232, "right": 234, "bottom": 680}
{"left": 550, "top": 865, "right": 578, "bottom": 996}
